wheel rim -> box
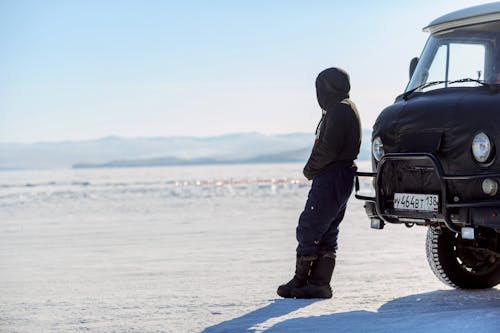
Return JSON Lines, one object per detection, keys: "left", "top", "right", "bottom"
{"left": 453, "top": 233, "right": 500, "bottom": 276}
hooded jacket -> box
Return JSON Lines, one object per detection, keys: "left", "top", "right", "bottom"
{"left": 303, "top": 68, "right": 361, "bottom": 180}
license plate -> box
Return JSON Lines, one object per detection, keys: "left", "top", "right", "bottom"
{"left": 393, "top": 193, "right": 439, "bottom": 212}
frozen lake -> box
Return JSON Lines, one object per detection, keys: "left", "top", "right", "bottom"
{"left": 1, "top": 163, "right": 499, "bottom": 332}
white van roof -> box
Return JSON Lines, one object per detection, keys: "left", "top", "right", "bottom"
{"left": 424, "top": 2, "right": 500, "bottom": 33}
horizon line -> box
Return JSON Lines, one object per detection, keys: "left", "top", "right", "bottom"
{"left": 0, "top": 129, "right": 373, "bottom": 145}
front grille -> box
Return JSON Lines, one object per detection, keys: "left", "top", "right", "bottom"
{"left": 378, "top": 159, "right": 441, "bottom": 198}
{"left": 377, "top": 156, "right": 498, "bottom": 210}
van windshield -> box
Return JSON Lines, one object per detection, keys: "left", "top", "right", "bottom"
{"left": 406, "top": 20, "right": 500, "bottom": 93}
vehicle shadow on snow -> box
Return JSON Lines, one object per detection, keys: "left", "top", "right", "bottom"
{"left": 267, "top": 289, "right": 500, "bottom": 333}
{"left": 201, "top": 289, "right": 500, "bottom": 333}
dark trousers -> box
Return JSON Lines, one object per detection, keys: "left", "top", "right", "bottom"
{"left": 296, "top": 166, "right": 355, "bottom": 256}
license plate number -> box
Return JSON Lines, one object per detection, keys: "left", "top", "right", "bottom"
{"left": 393, "top": 193, "right": 439, "bottom": 212}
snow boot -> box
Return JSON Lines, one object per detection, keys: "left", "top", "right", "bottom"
{"left": 291, "top": 252, "right": 335, "bottom": 299}
{"left": 277, "top": 255, "right": 317, "bottom": 298}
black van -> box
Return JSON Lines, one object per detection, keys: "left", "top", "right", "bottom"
{"left": 356, "top": 2, "right": 500, "bottom": 289}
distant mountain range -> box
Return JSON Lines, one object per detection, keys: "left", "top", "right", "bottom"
{"left": 0, "top": 131, "right": 372, "bottom": 170}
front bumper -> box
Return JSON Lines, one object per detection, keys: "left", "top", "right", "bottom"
{"left": 355, "top": 153, "right": 500, "bottom": 232}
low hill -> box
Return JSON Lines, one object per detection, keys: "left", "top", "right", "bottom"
{"left": 0, "top": 131, "right": 372, "bottom": 170}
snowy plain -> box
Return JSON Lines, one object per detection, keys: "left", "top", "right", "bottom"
{"left": 1, "top": 162, "right": 499, "bottom": 333}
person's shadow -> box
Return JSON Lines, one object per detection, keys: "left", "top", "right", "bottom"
{"left": 201, "top": 289, "right": 500, "bottom": 333}
{"left": 200, "top": 299, "right": 317, "bottom": 333}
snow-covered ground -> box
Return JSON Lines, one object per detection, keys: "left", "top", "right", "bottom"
{"left": 1, "top": 163, "right": 499, "bottom": 332}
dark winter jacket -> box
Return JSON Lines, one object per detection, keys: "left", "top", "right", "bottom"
{"left": 303, "top": 68, "right": 361, "bottom": 180}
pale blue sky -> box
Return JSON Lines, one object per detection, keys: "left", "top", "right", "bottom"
{"left": 0, "top": 0, "right": 494, "bottom": 143}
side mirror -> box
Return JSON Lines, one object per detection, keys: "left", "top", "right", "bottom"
{"left": 409, "top": 57, "right": 419, "bottom": 80}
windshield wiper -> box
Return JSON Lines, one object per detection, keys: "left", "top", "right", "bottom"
{"left": 449, "top": 77, "right": 492, "bottom": 87}
{"left": 403, "top": 78, "right": 499, "bottom": 100}
{"left": 403, "top": 80, "right": 448, "bottom": 100}
{"left": 448, "top": 78, "right": 500, "bottom": 93}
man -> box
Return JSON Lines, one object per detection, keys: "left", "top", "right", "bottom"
{"left": 277, "top": 67, "right": 361, "bottom": 299}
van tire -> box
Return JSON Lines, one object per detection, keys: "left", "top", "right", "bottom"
{"left": 426, "top": 226, "right": 500, "bottom": 289}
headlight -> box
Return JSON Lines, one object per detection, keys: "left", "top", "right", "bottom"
{"left": 372, "top": 137, "right": 384, "bottom": 161}
{"left": 472, "top": 132, "right": 492, "bottom": 163}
